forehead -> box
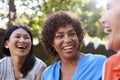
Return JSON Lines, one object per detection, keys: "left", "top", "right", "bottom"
{"left": 11, "top": 28, "right": 29, "bottom": 35}
{"left": 107, "top": 0, "right": 120, "bottom": 5}
{"left": 56, "top": 25, "right": 75, "bottom": 32}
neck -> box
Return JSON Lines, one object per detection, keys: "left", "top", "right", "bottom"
{"left": 11, "top": 56, "right": 26, "bottom": 69}
{"left": 61, "top": 52, "right": 83, "bottom": 66}
{"left": 10, "top": 56, "right": 26, "bottom": 80}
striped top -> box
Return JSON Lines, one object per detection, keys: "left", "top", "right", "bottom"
{"left": 0, "top": 57, "right": 46, "bottom": 80}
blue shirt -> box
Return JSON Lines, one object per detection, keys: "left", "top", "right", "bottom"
{"left": 41, "top": 53, "right": 107, "bottom": 80}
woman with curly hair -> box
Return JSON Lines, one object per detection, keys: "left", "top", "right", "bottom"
{"left": 41, "top": 11, "right": 106, "bottom": 80}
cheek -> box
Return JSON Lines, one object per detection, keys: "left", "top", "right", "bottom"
{"left": 74, "top": 36, "right": 79, "bottom": 43}
{"left": 7, "top": 40, "right": 16, "bottom": 47}
{"left": 53, "top": 40, "right": 66, "bottom": 55}
{"left": 28, "top": 40, "right": 32, "bottom": 47}
{"left": 52, "top": 40, "right": 60, "bottom": 50}
{"left": 111, "top": 9, "right": 120, "bottom": 39}
{"left": 76, "top": 38, "right": 80, "bottom": 48}
{"left": 26, "top": 39, "right": 32, "bottom": 43}
{"left": 111, "top": 8, "right": 120, "bottom": 25}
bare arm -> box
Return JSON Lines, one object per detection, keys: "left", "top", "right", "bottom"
{"left": 36, "top": 65, "right": 46, "bottom": 80}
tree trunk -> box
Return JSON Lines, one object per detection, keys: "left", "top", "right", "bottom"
{"left": 8, "top": 0, "right": 16, "bottom": 27}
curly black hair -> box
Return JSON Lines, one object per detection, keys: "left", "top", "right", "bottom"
{"left": 41, "top": 11, "right": 85, "bottom": 57}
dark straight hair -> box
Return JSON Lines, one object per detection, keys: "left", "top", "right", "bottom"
{"left": 0, "top": 25, "right": 35, "bottom": 77}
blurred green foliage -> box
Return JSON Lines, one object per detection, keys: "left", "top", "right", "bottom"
{"left": 0, "top": 0, "right": 115, "bottom": 65}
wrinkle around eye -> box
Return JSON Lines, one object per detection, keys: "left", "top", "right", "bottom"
{"left": 24, "top": 36, "right": 30, "bottom": 39}
{"left": 55, "top": 35, "right": 63, "bottom": 39}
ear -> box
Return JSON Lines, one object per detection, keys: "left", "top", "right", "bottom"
{"left": 4, "top": 41, "right": 9, "bottom": 48}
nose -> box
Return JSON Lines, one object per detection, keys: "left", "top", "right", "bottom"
{"left": 64, "top": 35, "right": 71, "bottom": 43}
{"left": 19, "top": 37, "right": 25, "bottom": 43}
{"left": 99, "top": 15, "right": 106, "bottom": 26}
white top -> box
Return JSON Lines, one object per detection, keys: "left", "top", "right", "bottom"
{"left": 0, "top": 57, "right": 46, "bottom": 80}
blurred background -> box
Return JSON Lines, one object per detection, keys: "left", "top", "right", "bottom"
{"left": 0, "top": 0, "right": 115, "bottom": 65}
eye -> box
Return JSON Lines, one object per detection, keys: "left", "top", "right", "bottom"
{"left": 106, "top": 4, "right": 111, "bottom": 10}
{"left": 55, "top": 34, "right": 63, "bottom": 39}
{"left": 15, "top": 35, "right": 20, "bottom": 38}
{"left": 69, "top": 32, "right": 76, "bottom": 37}
{"left": 24, "top": 36, "right": 30, "bottom": 39}
{"left": 107, "top": 6, "right": 110, "bottom": 10}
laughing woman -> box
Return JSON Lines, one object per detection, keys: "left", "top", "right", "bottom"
{"left": 0, "top": 25, "right": 46, "bottom": 80}
{"left": 40, "top": 11, "right": 107, "bottom": 80}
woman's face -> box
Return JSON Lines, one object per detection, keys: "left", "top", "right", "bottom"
{"left": 5, "top": 28, "right": 32, "bottom": 57}
{"left": 52, "top": 25, "right": 79, "bottom": 60}
{"left": 100, "top": 0, "right": 120, "bottom": 51}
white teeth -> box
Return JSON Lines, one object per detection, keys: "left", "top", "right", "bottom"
{"left": 64, "top": 46, "right": 73, "bottom": 50}
{"left": 17, "top": 45, "right": 26, "bottom": 49}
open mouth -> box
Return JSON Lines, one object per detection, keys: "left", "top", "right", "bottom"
{"left": 63, "top": 46, "right": 74, "bottom": 50}
{"left": 104, "top": 27, "right": 112, "bottom": 34}
{"left": 17, "top": 45, "right": 26, "bottom": 49}
{"left": 62, "top": 45, "right": 75, "bottom": 53}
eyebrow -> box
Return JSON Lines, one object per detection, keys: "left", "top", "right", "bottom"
{"left": 68, "top": 29, "right": 76, "bottom": 33}
{"left": 56, "top": 29, "right": 75, "bottom": 35}
{"left": 60, "top": 28, "right": 74, "bottom": 32}
{"left": 15, "top": 33, "right": 30, "bottom": 36}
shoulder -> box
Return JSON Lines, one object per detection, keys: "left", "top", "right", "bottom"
{"left": 0, "top": 57, "right": 11, "bottom": 74}
{"left": 107, "top": 53, "right": 120, "bottom": 61}
{"left": 44, "top": 61, "right": 60, "bottom": 71}
{"left": 84, "top": 53, "right": 107, "bottom": 61}
{"left": 105, "top": 53, "right": 120, "bottom": 65}
{"left": 81, "top": 53, "right": 107, "bottom": 66}
{"left": 79, "top": 53, "right": 107, "bottom": 72}
{"left": 27, "top": 57, "right": 47, "bottom": 77}
{"left": 35, "top": 57, "right": 46, "bottom": 67}
{"left": 33, "top": 57, "right": 47, "bottom": 71}
{"left": 0, "top": 57, "right": 10, "bottom": 64}
{"left": 42, "top": 61, "right": 60, "bottom": 76}
{"left": 41, "top": 61, "right": 60, "bottom": 80}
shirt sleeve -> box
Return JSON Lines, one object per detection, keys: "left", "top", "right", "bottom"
{"left": 103, "top": 59, "right": 113, "bottom": 80}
